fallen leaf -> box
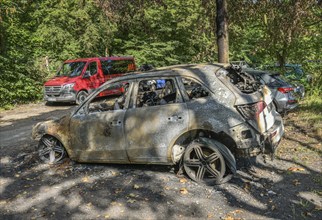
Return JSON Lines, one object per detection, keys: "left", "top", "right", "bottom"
{"left": 179, "top": 178, "right": 188, "bottom": 183}
{"left": 114, "top": 189, "right": 122, "bottom": 194}
{"left": 111, "top": 171, "right": 118, "bottom": 176}
{"left": 287, "top": 167, "right": 305, "bottom": 172}
{"left": 104, "top": 214, "right": 110, "bottom": 219}
{"left": 292, "top": 179, "right": 301, "bottom": 186}
{"left": 127, "top": 199, "right": 136, "bottom": 203}
{"left": 128, "top": 193, "right": 136, "bottom": 198}
{"left": 164, "top": 186, "right": 170, "bottom": 190}
{"left": 304, "top": 211, "right": 312, "bottom": 217}
{"left": 180, "top": 188, "right": 188, "bottom": 195}
{"left": 133, "top": 184, "right": 140, "bottom": 189}
{"left": 233, "top": 210, "right": 243, "bottom": 214}
{"left": 315, "top": 205, "right": 322, "bottom": 211}
{"left": 223, "top": 215, "right": 234, "bottom": 220}
{"left": 82, "top": 176, "right": 90, "bottom": 183}
{"left": 207, "top": 213, "right": 214, "bottom": 218}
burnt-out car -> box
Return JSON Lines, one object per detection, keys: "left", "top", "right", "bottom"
{"left": 32, "top": 64, "right": 284, "bottom": 185}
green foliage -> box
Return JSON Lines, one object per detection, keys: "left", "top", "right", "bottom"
{"left": 0, "top": 0, "right": 320, "bottom": 108}
{"left": 110, "top": 0, "right": 216, "bottom": 66}
{"left": 0, "top": 0, "right": 114, "bottom": 107}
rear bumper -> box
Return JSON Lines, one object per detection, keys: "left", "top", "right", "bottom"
{"left": 275, "top": 92, "right": 299, "bottom": 112}
{"left": 276, "top": 98, "right": 298, "bottom": 112}
{"left": 232, "top": 114, "right": 284, "bottom": 157}
{"left": 263, "top": 114, "right": 284, "bottom": 153}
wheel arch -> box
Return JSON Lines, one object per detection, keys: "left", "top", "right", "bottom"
{"left": 168, "top": 128, "right": 237, "bottom": 163}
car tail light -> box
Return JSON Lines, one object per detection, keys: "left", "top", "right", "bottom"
{"left": 278, "top": 87, "right": 293, "bottom": 93}
{"left": 237, "top": 101, "right": 267, "bottom": 120}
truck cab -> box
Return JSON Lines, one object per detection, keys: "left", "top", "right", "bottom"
{"left": 44, "top": 57, "right": 136, "bottom": 104}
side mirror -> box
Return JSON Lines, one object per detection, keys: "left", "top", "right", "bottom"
{"left": 83, "top": 71, "right": 91, "bottom": 78}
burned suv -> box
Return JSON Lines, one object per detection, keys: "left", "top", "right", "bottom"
{"left": 32, "top": 64, "right": 284, "bottom": 185}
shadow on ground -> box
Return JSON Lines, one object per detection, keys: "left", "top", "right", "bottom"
{"left": 0, "top": 104, "right": 321, "bottom": 219}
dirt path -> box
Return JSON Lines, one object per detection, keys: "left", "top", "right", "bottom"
{"left": 0, "top": 103, "right": 321, "bottom": 219}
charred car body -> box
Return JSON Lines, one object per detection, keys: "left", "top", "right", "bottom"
{"left": 32, "top": 64, "right": 284, "bottom": 185}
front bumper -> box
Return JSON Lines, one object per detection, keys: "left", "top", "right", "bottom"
{"left": 44, "top": 92, "right": 76, "bottom": 102}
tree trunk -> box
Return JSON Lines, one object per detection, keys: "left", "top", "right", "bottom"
{"left": 216, "top": 0, "right": 229, "bottom": 63}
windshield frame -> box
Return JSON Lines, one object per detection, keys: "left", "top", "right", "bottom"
{"left": 56, "top": 61, "right": 87, "bottom": 77}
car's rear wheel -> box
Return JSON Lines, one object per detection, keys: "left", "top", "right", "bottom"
{"left": 37, "top": 136, "right": 67, "bottom": 164}
{"left": 76, "top": 90, "right": 88, "bottom": 105}
{"left": 183, "top": 140, "right": 226, "bottom": 185}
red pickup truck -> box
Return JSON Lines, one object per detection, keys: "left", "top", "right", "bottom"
{"left": 44, "top": 56, "right": 136, "bottom": 104}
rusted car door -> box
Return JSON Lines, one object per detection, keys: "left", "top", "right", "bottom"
{"left": 69, "top": 110, "right": 127, "bottom": 163}
{"left": 124, "top": 77, "right": 188, "bottom": 164}
{"left": 69, "top": 82, "right": 132, "bottom": 163}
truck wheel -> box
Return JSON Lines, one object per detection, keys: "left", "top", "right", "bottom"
{"left": 76, "top": 91, "right": 88, "bottom": 105}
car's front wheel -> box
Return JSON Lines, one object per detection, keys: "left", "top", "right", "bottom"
{"left": 37, "top": 135, "right": 67, "bottom": 164}
{"left": 183, "top": 140, "right": 226, "bottom": 185}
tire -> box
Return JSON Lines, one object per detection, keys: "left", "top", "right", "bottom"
{"left": 76, "top": 90, "right": 88, "bottom": 105}
{"left": 183, "top": 140, "right": 226, "bottom": 185}
{"left": 37, "top": 136, "right": 67, "bottom": 164}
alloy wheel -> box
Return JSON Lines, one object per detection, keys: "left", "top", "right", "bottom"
{"left": 183, "top": 141, "right": 226, "bottom": 185}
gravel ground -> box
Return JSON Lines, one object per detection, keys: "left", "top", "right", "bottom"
{"left": 0, "top": 103, "right": 321, "bottom": 219}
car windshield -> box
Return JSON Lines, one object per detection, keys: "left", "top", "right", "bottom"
{"left": 56, "top": 62, "right": 86, "bottom": 77}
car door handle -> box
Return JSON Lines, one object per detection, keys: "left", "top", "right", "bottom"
{"left": 110, "top": 120, "right": 122, "bottom": 126}
{"left": 168, "top": 115, "right": 183, "bottom": 122}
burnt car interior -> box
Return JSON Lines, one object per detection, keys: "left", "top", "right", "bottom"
{"left": 136, "top": 78, "right": 179, "bottom": 107}
{"left": 87, "top": 76, "right": 212, "bottom": 112}
{"left": 88, "top": 83, "right": 131, "bottom": 113}
{"left": 226, "top": 65, "right": 261, "bottom": 93}
{"left": 182, "top": 77, "right": 209, "bottom": 99}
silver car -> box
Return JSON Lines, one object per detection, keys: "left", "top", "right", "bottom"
{"left": 243, "top": 68, "right": 305, "bottom": 113}
{"left": 32, "top": 64, "right": 284, "bottom": 185}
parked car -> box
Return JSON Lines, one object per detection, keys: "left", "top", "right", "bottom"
{"left": 32, "top": 64, "right": 284, "bottom": 185}
{"left": 44, "top": 56, "right": 136, "bottom": 105}
{"left": 243, "top": 67, "right": 305, "bottom": 113}
{"left": 265, "top": 63, "right": 312, "bottom": 84}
